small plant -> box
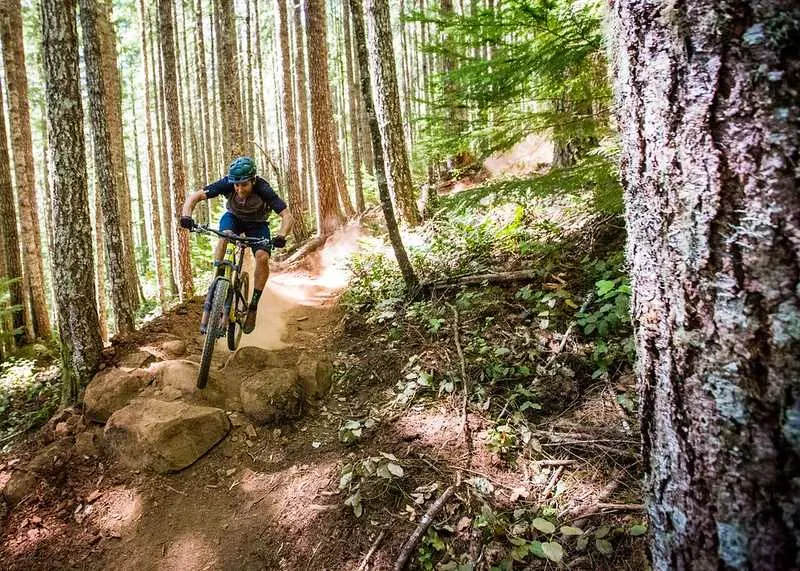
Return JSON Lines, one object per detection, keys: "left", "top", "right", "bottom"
{"left": 486, "top": 423, "right": 517, "bottom": 456}
{"left": 338, "top": 418, "right": 376, "bottom": 445}
{"left": 339, "top": 452, "right": 406, "bottom": 517}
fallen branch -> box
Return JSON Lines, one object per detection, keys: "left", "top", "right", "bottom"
{"left": 357, "top": 530, "right": 386, "bottom": 571}
{"left": 545, "top": 293, "right": 594, "bottom": 368}
{"left": 539, "top": 466, "right": 564, "bottom": 502}
{"left": 534, "top": 459, "right": 577, "bottom": 467}
{"left": 422, "top": 270, "right": 538, "bottom": 289}
{"left": 446, "top": 303, "right": 472, "bottom": 465}
{"left": 281, "top": 235, "right": 327, "bottom": 266}
{"left": 393, "top": 486, "right": 455, "bottom": 571}
{"left": 596, "top": 502, "right": 645, "bottom": 511}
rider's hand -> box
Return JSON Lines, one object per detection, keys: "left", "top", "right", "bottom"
{"left": 180, "top": 216, "right": 196, "bottom": 230}
{"left": 272, "top": 235, "right": 286, "bottom": 248}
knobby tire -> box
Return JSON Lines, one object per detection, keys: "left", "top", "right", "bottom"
{"left": 198, "top": 278, "right": 229, "bottom": 389}
{"left": 227, "top": 272, "right": 249, "bottom": 351}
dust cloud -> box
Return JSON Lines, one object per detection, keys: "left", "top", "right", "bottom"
{"left": 238, "top": 222, "right": 363, "bottom": 351}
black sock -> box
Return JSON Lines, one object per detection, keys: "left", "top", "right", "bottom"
{"left": 250, "top": 288, "right": 263, "bottom": 309}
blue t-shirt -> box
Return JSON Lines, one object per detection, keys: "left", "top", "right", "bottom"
{"left": 204, "top": 176, "right": 287, "bottom": 223}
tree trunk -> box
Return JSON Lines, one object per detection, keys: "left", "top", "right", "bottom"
{"left": 40, "top": 0, "right": 103, "bottom": 403}
{"left": 0, "top": 0, "right": 52, "bottom": 340}
{"left": 153, "top": 4, "right": 179, "bottom": 296}
{"left": 93, "top": 177, "right": 109, "bottom": 343}
{"left": 195, "top": 0, "right": 213, "bottom": 182}
{"left": 0, "top": 79, "right": 25, "bottom": 344}
{"left": 275, "top": 0, "right": 309, "bottom": 242}
{"left": 305, "top": 0, "right": 345, "bottom": 236}
{"left": 139, "top": 0, "right": 166, "bottom": 309}
{"left": 215, "top": 0, "right": 245, "bottom": 161}
{"left": 350, "top": 0, "right": 417, "bottom": 291}
{"left": 79, "top": 0, "right": 136, "bottom": 335}
{"left": 293, "top": 0, "right": 316, "bottom": 221}
{"left": 343, "top": 0, "right": 365, "bottom": 213}
{"left": 159, "top": 0, "right": 194, "bottom": 301}
{"left": 131, "top": 90, "right": 149, "bottom": 273}
{"left": 96, "top": 0, "right": 140, "bottom": 310}
{"left": 364, "top": 0, "right": 421, "bottom": 226}
{"left": 611, "top": 2, "right": 800, "bottom": 568}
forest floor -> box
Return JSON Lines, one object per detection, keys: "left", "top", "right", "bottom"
{"left": 1, "top": 159, "right": 649, "bottom": 570}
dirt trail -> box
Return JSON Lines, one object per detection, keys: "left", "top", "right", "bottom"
{"left": 1, "top": 224, "right": 394, "bottom": 571}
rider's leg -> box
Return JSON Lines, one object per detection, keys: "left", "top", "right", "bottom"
{"left": 242, "top": 225, "right": 271, "bottom": 333}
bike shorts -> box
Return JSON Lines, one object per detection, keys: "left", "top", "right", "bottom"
{"left": 219, "top": 212, "right": 272, "bottom": 254}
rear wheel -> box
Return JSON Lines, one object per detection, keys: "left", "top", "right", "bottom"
{"left": 198, "top": 278, "right": 229, "bottom": 389}
{"left": 227, "top": 272, "right": 249, "bottom": 351}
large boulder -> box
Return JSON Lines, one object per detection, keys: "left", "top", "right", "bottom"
{"left": 147, "top": 360, "right": 230, "bottom": 409}
{"left": 296, "top": 357, "right": 333, "bottom": 400}
{"left": 118, "top": 350, "right": 157, "bottom": 370}
{"left": 84, "top": 368, "right": 153, "bottom": 423}
{"left": 224, "top": 346, "right": 300, "bottom": 377}
{"left": 240, "top": 368, "right": 301, "bottom": 425}
{"left": 104, "top": 399, "right": 230, "bottom": 473}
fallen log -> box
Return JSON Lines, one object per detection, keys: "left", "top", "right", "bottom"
{"left": 421, "top": 270, "right": 539, "bottom": 289}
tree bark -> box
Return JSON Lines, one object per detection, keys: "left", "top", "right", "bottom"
{"left": 611, "top": 2, "right": 800, "bottom": 568}
{"left": 350, "top": 0, "right": 417, "bottom": 291}
{"left": 293, "top": 0, "right": 316, "bottom": 220}
{"left": 214, "top": 0, "right": 246, "bottom": 160}
{"left": 195, "top": 0, "right": 213, "bottom": 181}
{"left": 96, "top": 0, "right": 140, "bottom": 310}
{"left": 0, "top": 0, "right": 52, "bottom": 340}
{"left": 343, "top": 0, "right": 365, "bottom": 213}
{"left": 79, "top": 0, "right": 136, "bottom": 335}
{"left": 40, "top": 0, "right": 103, "bottom": 402}
{"left": 0, "top": 79, "right": 24, "bottom": 343}
{"left": 275, "top": 0, "right": 309, "bottom": 242}
{"left": 152, "top": 4, "right": 178, "bottom": 296}
{"left": 305, "top": 0, "right": 345, "bottom": 236}
{"left": 159, "top": 0, "right": 194, "bottom": 301}
{"left": 93, "top": 177, "right": 110, "bottom": 343}
{"left": 364, "top": 0, "right": 421, "bottom": 226}
{"left": 139, "top": 0, "right": 166, "bottom": 309}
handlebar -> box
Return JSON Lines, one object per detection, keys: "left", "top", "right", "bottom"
{"left": 190, "top": 224, "right": 271, "bottom": 246}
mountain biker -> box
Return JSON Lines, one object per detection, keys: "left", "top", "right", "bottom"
{"left": 180, "top": 156, "right": 293, "bottom": 334}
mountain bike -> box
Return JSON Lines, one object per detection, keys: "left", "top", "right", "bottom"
{"left": 190, "top": 225, "right": 270, "bottom": 389}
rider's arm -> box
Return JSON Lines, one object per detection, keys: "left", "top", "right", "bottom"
{"left": 275, "top": 208, "right": 293, "bottom": 238}
{"left": 181, "top": 190, "right": 208, "bottom": 217}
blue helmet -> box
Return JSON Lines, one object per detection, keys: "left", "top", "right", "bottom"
{"left": 227, "top": 156, "right": 257, "bottom": 183}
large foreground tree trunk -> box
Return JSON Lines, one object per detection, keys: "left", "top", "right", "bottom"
{"left": 0, "top": 0, "right": 52, "bottom": 340}
{"left": 612, "top": 1, "right": 800, "bottom": 568}
{"left": 40, "top": 0, "right": 103, "bottom": 403}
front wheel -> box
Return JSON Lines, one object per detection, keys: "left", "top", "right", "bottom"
{"left": 227, "top": 272, "right": 250, "bottom": 351}
{"left": 198, "top": 278, "right": 229, "bottom": 389}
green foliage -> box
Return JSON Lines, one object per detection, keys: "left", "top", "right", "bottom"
{"left": 0, "top": 356, "right": 59, "bottom": 446}
{"left": 0, "top": 277, "right": 25, "bottom": 349}
{"left": 339, "top": 453, "right": 406, "bottom": 517}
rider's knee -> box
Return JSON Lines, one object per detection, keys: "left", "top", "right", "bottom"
{"left": 254, "top": 249, "right": 270, "bottom": 265}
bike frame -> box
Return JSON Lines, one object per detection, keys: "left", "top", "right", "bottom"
{"left": 192, "top": 225, "right": 270, "bottom": 335}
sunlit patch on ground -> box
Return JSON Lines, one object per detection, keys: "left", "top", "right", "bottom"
{"left": 159, "top": 533, "right": 219, "bottom": 571}
{"left": 87, "top": 486, "right": 144, "bottom": 538}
